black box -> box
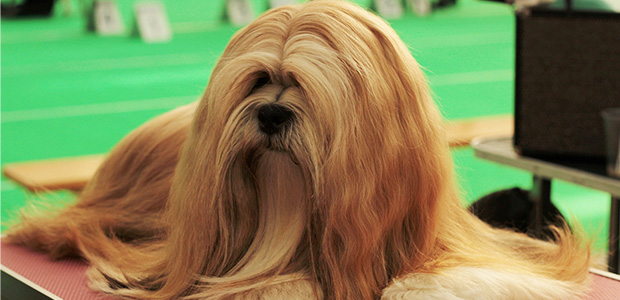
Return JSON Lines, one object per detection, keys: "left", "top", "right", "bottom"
{"left": 514, "top": 0, "right": 620, "bottom": 162}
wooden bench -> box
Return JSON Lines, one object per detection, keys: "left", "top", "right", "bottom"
{"left": 2, "top": 115, "right": 514, "bottom": 192}
{"left": 3, "top": 155, "right": 105, "bottom": 192}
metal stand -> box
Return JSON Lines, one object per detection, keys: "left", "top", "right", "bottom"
{"left": 473, "top": 137, "right": 620, "bottom": 274}
{"left": 610, "top": 197, "right": 620, "bottom": 273}
{"left": 530, "top": 176, "right": 552, "bottom": 237}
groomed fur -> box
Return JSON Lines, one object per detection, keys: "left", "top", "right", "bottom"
{"left": 6, "top": 1, "right": 591, "bottom": 299}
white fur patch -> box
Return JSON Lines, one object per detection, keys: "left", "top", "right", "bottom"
{"left": 382, "top": 267, "right": 585, "bottom": 300}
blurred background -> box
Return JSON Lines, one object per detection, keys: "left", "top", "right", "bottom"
{"left": 0, "top": 0, "right": 611, "bottom": 251}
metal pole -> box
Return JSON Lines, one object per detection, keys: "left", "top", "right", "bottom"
{"left": 609, "top": 197, "right": 619, "bottom": 273}
{"left": 530, "top": 176, "right": 552, "bottom": 238}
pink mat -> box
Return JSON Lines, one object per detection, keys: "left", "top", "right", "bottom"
{"left": 2, "top": 240, "right": 620, "bottom": 299}
{"left": 1, "top": 241, "right": 117, "bottom": 300}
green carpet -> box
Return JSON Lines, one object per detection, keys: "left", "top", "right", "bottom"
{"left": 1, "top": 0, "right": 610, "bottom": 252}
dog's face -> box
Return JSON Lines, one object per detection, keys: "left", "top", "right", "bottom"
{"left": 190, "top": 1, "right": 447, "bottom": 192}
{"left": 164, "top": 1, "right": 457, "bottom": 299}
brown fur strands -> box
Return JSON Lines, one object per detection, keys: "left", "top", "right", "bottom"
{"left": 6, "top": 1, "right": 591, "bottom": 299}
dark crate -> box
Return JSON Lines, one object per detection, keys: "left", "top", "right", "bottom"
{"left": 514, "top": 1, "right": 620, "bottom": 161}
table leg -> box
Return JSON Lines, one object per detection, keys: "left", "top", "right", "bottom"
{"left": 609, "top": 197, "right": 619, "bottom": 274}
{"left": 530, "top": 176, "right": 552, "bottom": 238}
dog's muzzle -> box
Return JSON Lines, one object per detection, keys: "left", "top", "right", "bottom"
{"left": 257, "top": 103, "right": 294, "bottom": 135}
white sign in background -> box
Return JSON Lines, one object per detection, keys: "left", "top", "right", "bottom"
{"left": 135, "top": 1, "right": 173, "bottom": 43}
{"left": 93, "top": 0, "right": 125, "bottom": 35}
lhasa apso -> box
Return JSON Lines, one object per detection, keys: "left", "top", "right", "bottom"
{"left": 6, "top": 1, "right": 591, "bottom": 299}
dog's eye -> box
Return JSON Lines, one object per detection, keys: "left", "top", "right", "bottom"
{"left": 289, "top": 76, "right": 300, "bottom": 87}
{"left": 252, "top": 74, "right": 270, "bottom": 91}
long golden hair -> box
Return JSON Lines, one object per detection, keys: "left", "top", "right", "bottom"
{"left": 6, "top": 1, "right": 591, "bottom": 299}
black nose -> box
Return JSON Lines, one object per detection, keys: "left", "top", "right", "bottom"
{"left": 257, "top": 104, "right": 294, "bottom": 135}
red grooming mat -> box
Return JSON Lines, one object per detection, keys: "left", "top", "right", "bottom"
{"left": 587, "top": 269, "right": 620, "bottom": 300}
{"left": 2, "top": 240, "right": 620, "bottom": 299}
{"left": 1, "top": 241, "right": 117, "bottom": 300}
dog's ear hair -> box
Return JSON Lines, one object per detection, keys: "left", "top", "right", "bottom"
{"left": 300, "top": 2, "right": 460, "bottom": 299}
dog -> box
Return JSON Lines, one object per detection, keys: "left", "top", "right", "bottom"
{"left": 6, "top": 1, "right": 592, "bottom": 299}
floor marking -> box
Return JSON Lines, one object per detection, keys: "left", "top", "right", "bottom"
{"left": 1, "top": 96, "right": 197, "bottom": 123}
{"left": 428, "top": 69, "right": 513, "bottom": 86}
{"left": 2, "top": 53, "right": 211, "bottom": 77}
{"left": 412, "top": 32, "right": 512, "bottom": 49}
